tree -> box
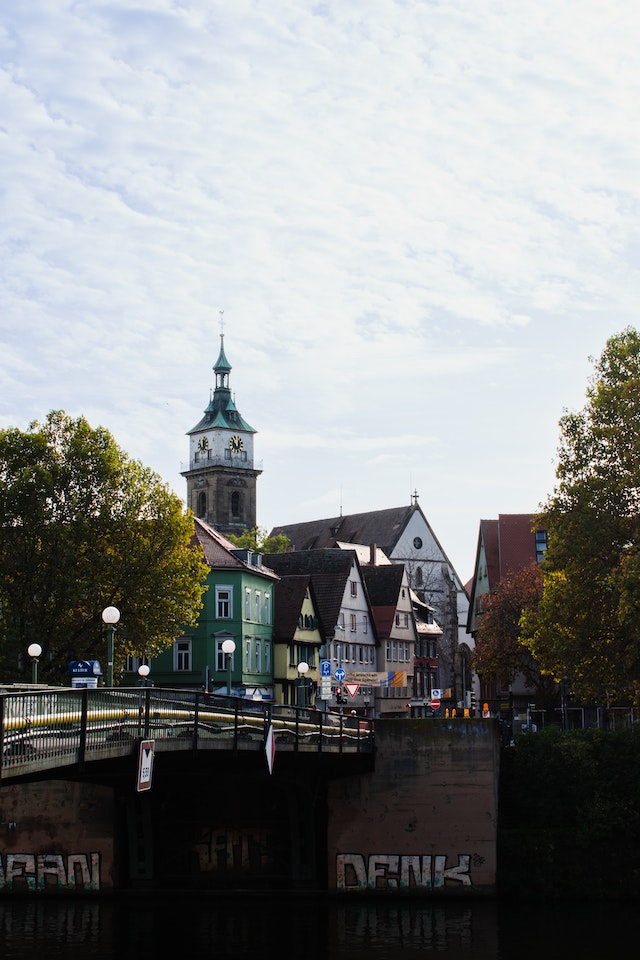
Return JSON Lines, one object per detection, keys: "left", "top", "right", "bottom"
{"left": 520, "top": 328, "right": 640, "bottom": 702}
{"left": 227, "top": 526, "right": 290, "bottom": 554}
{"left": 0, "top": 411, "right": 209, "bottom": 684}
{"left": 472, "top": 563, "right": 556, "bottom": 706}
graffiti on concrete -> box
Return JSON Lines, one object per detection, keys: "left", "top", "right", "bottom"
{"left": 0, "top": 852, "right": 101, "bottom": 891}
{"left": 336, "top": 853, "right": 472, "bottom": 890}
{"left": 194, "top": 827, "right": 276, "bottom": 874}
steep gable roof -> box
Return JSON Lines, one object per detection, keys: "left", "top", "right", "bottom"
{"left": 478, "top": 514, "right": 539, "bottom": 590}
{"left": 192, "top": 517, "right": 278, "bottom": 580}
{"left": 270, "top": 506, "right": 415, "bottom": 557}
{"left": 362, "top": 563, "right": 408, "bottom": 638}
{"left": 272, "top": 574, "right": 316, "bottom": 639}
{"left": 262, "top": 548, "right": 363, "bottom": 639}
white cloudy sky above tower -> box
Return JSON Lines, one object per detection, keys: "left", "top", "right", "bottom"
{"left": 1, "top": 1, "right": 638, "bottom": 580}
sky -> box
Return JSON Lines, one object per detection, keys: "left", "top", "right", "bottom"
{"left": 2, "top": 1, "right": 639, "bottom": 583}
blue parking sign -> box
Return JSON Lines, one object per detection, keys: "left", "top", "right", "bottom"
{"left": 321, "top": 659, "right": 331, "bottom": 677}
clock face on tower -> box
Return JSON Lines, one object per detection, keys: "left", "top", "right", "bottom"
{"left": 229, "top": 435, "right": 244, "bottom": 454}
{"left": 197, "top": 436, "right": 209, "bottom": 453}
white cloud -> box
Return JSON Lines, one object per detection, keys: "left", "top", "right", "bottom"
{"left": 1, "top": 0, "right": 638, "bottom": 578}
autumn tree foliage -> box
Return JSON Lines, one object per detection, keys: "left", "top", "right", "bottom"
{"left": 0, "top": 411, "right": 209, "bottom": 684}
{"left": 472, "top": 562, "right": 544, "bottom": 690}
{"left": 521, "top": 328, "right": 640, "bottom": 703}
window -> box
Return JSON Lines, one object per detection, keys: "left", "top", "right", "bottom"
{"left": 362, "top": 615, "right": 368, "bottom": 633}
{"left": 245, "top": 639, "right": 251, "bottom": 671}
{"left": 125, "top": 655, "right": 141, "bottom": 673}
{"left": 231, "top": 491, "right": 240, "bottom": 516}
{"left": 216, "top": 586, "right": 232, "bottom": 619}
{"left": 245, "top": 589, "right": 251, "bottom": 619}
{"left": 350, "top": 580, "right": 357, "bottom": 597}
{"left": 264, "top": 642, "right": 271, "bottom": 675}
{"left": 197, "top": 491, "right": 206, "bottom": 518}
{"left": 255, "top": 639, "right": 261, "bottom": 673}
{"left": 264, "top": 593, "right": 271, "bottom": 624}
{"left": 415, "top": 567, "right": 423, "bottom": 586}
{"left": 255, "top": 591, "right": 261, "bottom": 623}
{"left": 535, "top": 529, "right": 548, "bottom": 562}
{"left": 216, "top": 637, "right": 235, "bottom": 671}
{"left": 350, "top": 613, "right": 357, "bottom": 632}
{"left": 386, "top": 640, "right": 392, "bottom": 660}
{"left": 174, "top": 638, "right": 192, "bottom": 671}
{"left": 224, "top": 448, "right": 231, "bottom": 460}
{"left": 413, "top": 537, "right": 423, "bottom": 549}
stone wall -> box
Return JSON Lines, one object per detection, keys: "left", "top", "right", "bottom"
{"left": 0, "top": 781, "right": 115, "bottom": 893}
{"left": 327, "top": 718, "right": 499, "bottom": 895}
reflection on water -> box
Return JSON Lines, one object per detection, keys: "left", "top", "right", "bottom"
{"left": 0, "top": 895, "right": 638, "bottom": 959}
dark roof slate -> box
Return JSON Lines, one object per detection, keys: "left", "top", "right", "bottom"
{"left": 270, "top": 505, "right": 415, "bottom": 556}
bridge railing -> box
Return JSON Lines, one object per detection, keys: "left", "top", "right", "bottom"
{"left": 0, "top": 687, "right": 374, "bottom": 779}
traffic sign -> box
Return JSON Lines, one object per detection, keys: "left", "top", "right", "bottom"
{"left": 320, "top": 659, "right": 332, "bottom": 677}
{"left": 431, "top": 688, "right": 442, "bottom": 699}
{"left": 430, "top": 698, "right": 441, "bottom": 710}
{"left": 344, "top": 682, "right": 360, "bottom": 699}
{"left": 335, "top": 668, "right": 346, "bottom": 682}
{"left": 137, "top": 740, "right": 155, "bottom": 792}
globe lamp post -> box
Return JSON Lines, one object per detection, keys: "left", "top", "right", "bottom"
{"left": 297, "top": 661, "right": 310, "bottom": 708}
{"left": 101, "top": 606, "right": 120, "bottom": 687}
{"left": 221, "top": 638, "right": 236, "bottom": 697}
{"left": 28, "top": 642, "right": 42, "bottom": 684}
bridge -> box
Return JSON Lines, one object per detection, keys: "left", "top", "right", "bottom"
{"left": 0, "top": 686, "right": 374, "bottom": 783}
{"left": 0, "top": 689, "right": 498, "bottom": 897}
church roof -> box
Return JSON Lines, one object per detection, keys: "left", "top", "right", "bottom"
{"left": 270, "top": 505, "right": 417, "bottom": 556}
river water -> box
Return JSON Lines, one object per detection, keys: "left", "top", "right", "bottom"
{"left": 0, "top": 895, "right": 637, "bottom": 959}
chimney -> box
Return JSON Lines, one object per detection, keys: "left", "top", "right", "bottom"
{"left": 370, "top": 543, "right": 377, "bottom": 566}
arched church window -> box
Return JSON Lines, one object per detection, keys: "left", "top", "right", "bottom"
{"left": 415, "top": 567, "right": 423, "bottom": 586}
{"left": 198, "top": 491, "right": 206, "bottom": 518}
{"left": 231, "top": 491, "right": 240, "bottom": 516}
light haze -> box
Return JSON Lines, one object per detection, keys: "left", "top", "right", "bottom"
{"left": 2, "top": 1, "right": 637, "bottom": 581}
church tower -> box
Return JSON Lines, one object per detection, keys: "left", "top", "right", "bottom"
{"left": 182, "top": 333, "right": 261, "bottom": 537}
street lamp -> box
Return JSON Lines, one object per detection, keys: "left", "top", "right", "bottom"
{"left": 102, "top": 606, "right": 120, "bottom": 687}
{"left": 221, "top": 638, "right": 236, "bottom": 697}
{"left": 297, "top": 661, "right": 309, "bottom": 708}
{"left": 138, "top": 663, "right": 150, "bottom": 687}
{"left": 28, "top": 643, "right": 42, "bottom": 684}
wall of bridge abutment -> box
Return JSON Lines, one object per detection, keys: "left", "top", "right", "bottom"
{"left": 0, "top": 719, "right": 499, "bottom": 896}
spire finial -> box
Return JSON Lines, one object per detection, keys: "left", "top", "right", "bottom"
{"left": 219, "top": 309, "right": 225, "bottom": 337}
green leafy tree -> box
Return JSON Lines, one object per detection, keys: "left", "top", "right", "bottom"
{"left": 521, "top": 328, "right": 640, "bottom": 702}
{"left": 227, "top": 525, "right": 290, "bottom": 554}
{"left": 0, "top": 411, "right": 209, "bottom": 684}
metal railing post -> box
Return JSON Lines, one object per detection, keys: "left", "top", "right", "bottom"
{"left": 233, "top": 699, "right": 239, "bottom": 751}
{"left": 0, "top": 696, "right": 5, "bottom": 779}
{"left": 79, "top": 689, "right": 89, "bottom": 764}
{"left": 192, "top": 692, "right": 199, "bottom": 752}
